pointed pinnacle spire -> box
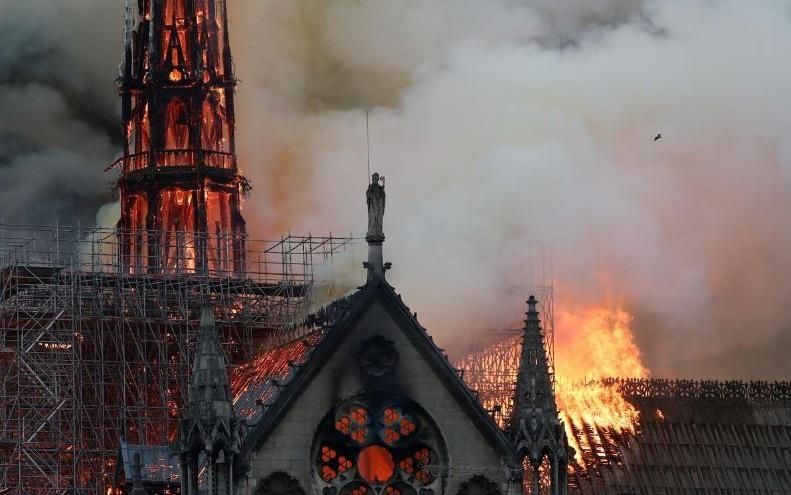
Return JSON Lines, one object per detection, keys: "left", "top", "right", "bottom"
{"left": 526, "top": 295, "right": 539, "bottom": 329}
{"left": 364, "top": 173, "right": 389, "bottom": 282}
{"left": 511, "top": 295, "right": 561, "bottom": 458}
{"left": 188, "top": 304, "right": 233, "bottom": 422}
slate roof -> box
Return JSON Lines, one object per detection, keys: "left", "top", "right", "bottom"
{"left": 568, "top": 379, "right": 791, "bottom": 494}
{"left": 232, "top": 327, "right": 327, "bottom": 424}
{"left": 458, "top": 328, "right": 791, "bottom": 493}
{"left": 231, "top": 290, "right": 363, "bottom": 424}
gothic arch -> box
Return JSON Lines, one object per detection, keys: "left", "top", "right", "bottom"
{"left": 522, "top": 453, "right": 561, "bottom": 495}
{"left": 255, "top": 471, "right": 306, "bottom": 495}
{"left": 456, "top": 475, "right": 502, "bottom": 495}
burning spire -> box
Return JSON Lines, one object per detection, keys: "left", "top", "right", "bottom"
{"left": 511, "top": 296, "right": 570, "bottom": 495}
{"left": 113, "top": 0, "right": 246, "bottom": 276}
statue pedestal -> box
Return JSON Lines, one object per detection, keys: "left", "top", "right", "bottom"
{"left": 365, "top": 235, "right": 385, "bottom": 282}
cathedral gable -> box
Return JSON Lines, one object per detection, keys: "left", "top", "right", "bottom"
{"left": 238, "top": 280, "right": 517, "bottom": 495}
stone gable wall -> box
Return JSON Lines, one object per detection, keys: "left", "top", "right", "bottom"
{"left": 243, "top": 300, "right": 513, "bottom": 495}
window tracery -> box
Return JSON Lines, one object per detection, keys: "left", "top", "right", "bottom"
{"left": 313, "top": 392, "right": 446, "bottom": 495}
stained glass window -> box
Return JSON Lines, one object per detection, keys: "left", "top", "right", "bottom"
{"left": 313, "top": 392, "right": 446, "bottom": 495}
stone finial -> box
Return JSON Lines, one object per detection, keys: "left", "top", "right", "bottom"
{"left": 526, "top": 295, "right": 539, "bottom": 319}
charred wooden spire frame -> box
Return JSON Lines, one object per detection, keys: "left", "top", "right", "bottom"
{"left": 113, "top": 0, "right": 247, "bottom": 277}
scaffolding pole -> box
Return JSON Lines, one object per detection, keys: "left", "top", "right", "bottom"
{"left": 0, "top": 224, "right": 355, "bottom": 494}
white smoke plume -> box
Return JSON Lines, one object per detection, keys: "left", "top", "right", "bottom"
{"left": 230, "top": 0, "right": 791, "bottom": 379}
{"left": 1, "top": 1, "right": 789, "bottom": 379}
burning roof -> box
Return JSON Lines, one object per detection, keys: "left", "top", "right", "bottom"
{"left": 232, "top": 328, "right": 327, "bottom": 424}
{"left": 231, "top": 290, "right": 365, "bottom": 424}
{"left": 454, "top": 327, "right": 791, "bottom": 492}
{"left": 570, "top": 379, "right": 791, "bottom": 493}
{"left": 117, "top": 266, "right": 791, "bottom": 495}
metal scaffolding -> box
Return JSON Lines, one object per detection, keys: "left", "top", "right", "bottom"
{"left": 454, "top": 286, "right": 554, "bottom": 428}
{"left": 0, "top": 223, "right": 354, "bottom": 494}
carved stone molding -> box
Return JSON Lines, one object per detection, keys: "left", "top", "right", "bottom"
{"left": 358, "top": 335, "right": 399, "bottom": 377}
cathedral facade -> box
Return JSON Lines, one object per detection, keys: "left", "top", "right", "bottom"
{"left": 159, "top": 176, "right": 569, "bottom": 495}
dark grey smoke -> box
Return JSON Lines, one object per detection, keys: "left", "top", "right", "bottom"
{"left": 0, "top": 1, "right": 120, "bottom": 225}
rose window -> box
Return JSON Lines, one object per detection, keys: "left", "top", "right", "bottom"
{"left": 313, "top": 393, "right": 446, "bottom": 495}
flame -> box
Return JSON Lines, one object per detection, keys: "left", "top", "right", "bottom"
{"left": 554, "top": 305, "right": 649, "bottom": 470}
{"left": 555, "top": 306, "right": 649, "bottom": 382}
{"left": 169, "top": 69, "right": 183, "bottom": 82}
{"left": 456, "top": 301, "right": 651, "bottom": 483}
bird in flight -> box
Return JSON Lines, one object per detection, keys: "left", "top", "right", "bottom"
{"left": 654, "top": 133, "right": 662, "bottom": 141}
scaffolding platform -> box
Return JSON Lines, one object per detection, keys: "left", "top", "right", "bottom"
{"left": 0, "top": 223, "right": 356, "bottom": 494}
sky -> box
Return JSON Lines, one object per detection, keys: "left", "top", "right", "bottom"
{"left": 1, "top": 0, "right": 790, "bottom": 379}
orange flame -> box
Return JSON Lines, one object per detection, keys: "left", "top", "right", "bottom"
{"left": 554, "top": 305, "right": 649, "bottom": 465}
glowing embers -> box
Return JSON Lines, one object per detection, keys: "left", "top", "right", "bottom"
{"left": 122, "top": 193, "right": 149, "bottom": 274}
{"left": 169, "top": 69, "right": 184, "bottom": 82}
{"left": 195, "top": 0, "right": 228, "bottom": 77}
{"left": 164, "top": 98, "right": 191, "bottom": 149}
{"left": 522, "top": 456, "right": 552, "bottom": 495}
{"left": 314, "top": 394, "right": 445, "bottom": 495}
{"left": 158, "top": 188, "right": 197, "bottom": 272}
{"left": 201, "top": 89, "right": 230, "bottom": 152}
{"left": 383, "top": 483, "right": 416, "bottom": 495}
{"left": 231, "top": 330, "right": 325, "bottom": 423}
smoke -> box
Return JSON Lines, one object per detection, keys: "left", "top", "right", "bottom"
{"left": 0, "top": 1, "right": 119, "bottom": 225}
{"left": 1, "top": 1, "right": 789, "bottom": 379}
{"left": 230, "top": 0, "right": 791, "bottom": 379}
